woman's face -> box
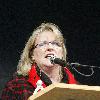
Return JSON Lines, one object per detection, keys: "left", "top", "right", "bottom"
{"left": 33, "top": 31, "right": 63, "bottom": 68}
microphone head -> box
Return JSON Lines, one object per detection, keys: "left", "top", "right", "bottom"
{"left": 50, "top": 56, "right": 56, "bottom": 64}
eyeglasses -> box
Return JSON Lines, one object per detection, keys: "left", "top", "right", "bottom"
{"left": 34, "top": 41, "right": 62, "bottom": 49}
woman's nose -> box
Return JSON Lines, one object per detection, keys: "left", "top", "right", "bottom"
{"left": 46, "top": 44, "right": 54, "bottom": 51}
{"left": 46, "top": 48, "right": 54, "bottom": 52}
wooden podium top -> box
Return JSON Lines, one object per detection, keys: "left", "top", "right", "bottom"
{"left": 28, "top": 83, "right": 100, "bottom": 100}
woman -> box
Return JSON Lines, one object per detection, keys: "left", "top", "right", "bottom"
{"left": 1, "top": 22, "right": 77, "bottom": 100}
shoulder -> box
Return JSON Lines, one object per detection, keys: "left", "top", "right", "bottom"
{"left": 1, "top": 75, "right": 35, "bottom": 100}
{"left": 5, "top": 75, "right": 33, "bottom": 91}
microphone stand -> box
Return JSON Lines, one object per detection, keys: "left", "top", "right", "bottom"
{"left": 69, "top": 62, "right": 100, "bottom": 69}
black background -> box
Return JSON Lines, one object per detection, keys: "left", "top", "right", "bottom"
{"left": 0, "top": 0, "right": 100, "bottom": 96}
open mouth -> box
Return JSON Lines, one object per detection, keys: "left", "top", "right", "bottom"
{"left": 45, "top": 54, "right": 54, "bottom": 59}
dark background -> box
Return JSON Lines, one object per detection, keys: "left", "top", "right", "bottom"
{"left": 0, "top": 0, "right": 100, "bottom": 97}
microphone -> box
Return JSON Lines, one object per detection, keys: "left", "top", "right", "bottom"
{"left": 50, "top": 56, "right": 67, "bottom": 67}
{"left": 50, "top": 56, "right": 100, "bottom": 69}
{"left": 50, "top": 56, "right": 100, "bottom": 76}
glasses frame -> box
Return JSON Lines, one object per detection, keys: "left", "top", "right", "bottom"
{"left": 34, "top": 40, "right": 62, "bottom": 49}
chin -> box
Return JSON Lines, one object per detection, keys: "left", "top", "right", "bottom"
{"left": 44, "top": 63, "right": 53, "bottom": 66}
{"left": 41, "top": 59, "right": 53, "bottom": 67}
{"left": 43, "top": 62, "right": 54, "bottom": 67}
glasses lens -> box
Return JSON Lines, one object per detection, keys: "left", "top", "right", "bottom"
{"left": 51, "top": 41, "right": 62, "bottom": 47}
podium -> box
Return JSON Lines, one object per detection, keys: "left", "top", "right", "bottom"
{"left": 28, "top": 83, "right": 100, "bottom": 100}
